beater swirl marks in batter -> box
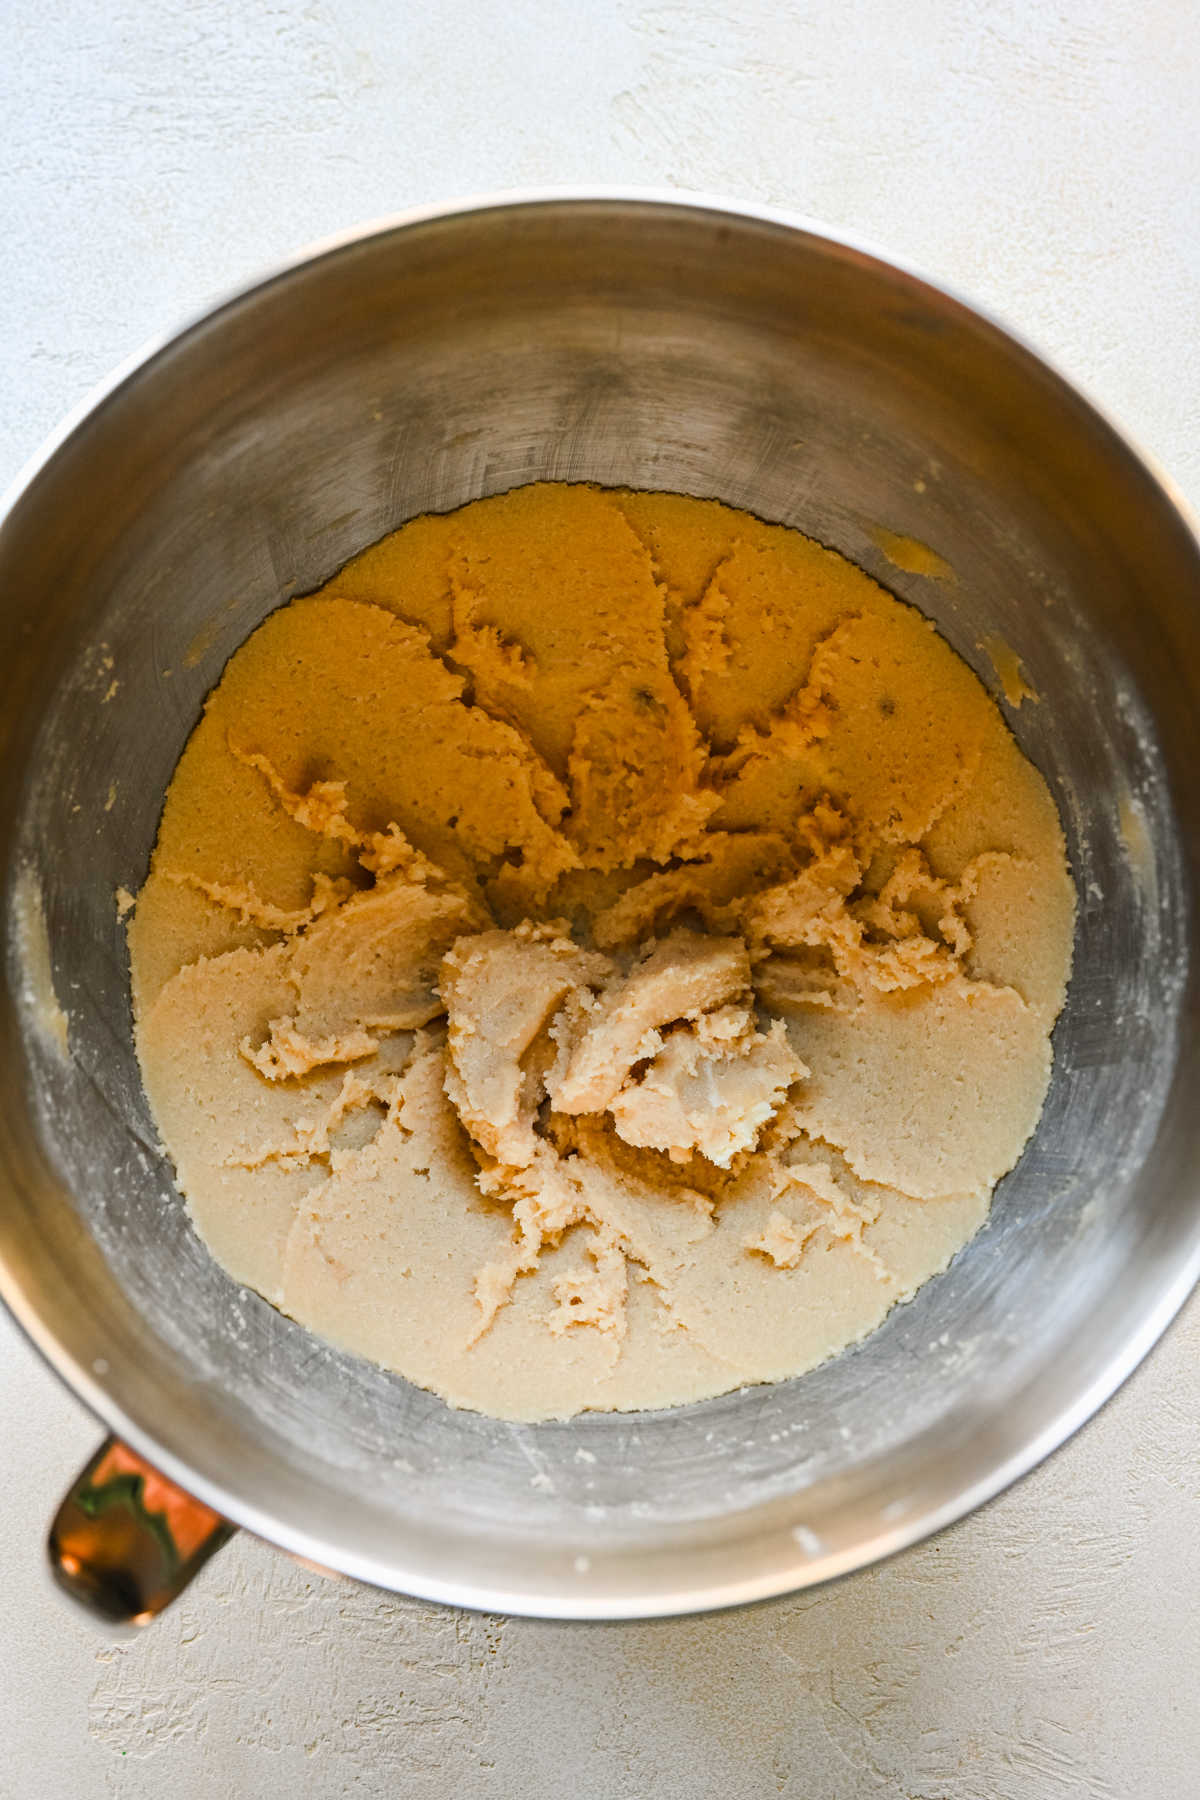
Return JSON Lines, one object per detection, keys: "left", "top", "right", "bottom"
{"left": 130, "top": 484, "right": 1073, "bottom": 1420}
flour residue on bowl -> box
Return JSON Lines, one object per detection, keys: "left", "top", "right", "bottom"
{"left": 128, "top": 484, "right": 1074, "bottom": 1421}
{"left": 11, "top": 865, "right": 71, "bottom": 1059}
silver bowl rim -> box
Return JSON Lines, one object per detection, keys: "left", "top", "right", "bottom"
{"left": 3, "top": 186, "right": 1199, "bottom": 1618}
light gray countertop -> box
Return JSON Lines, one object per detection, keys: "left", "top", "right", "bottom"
{"left": 2, "top": 4, "right": 1197, "bottom": 1795}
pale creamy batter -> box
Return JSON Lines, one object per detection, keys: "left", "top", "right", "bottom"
{"left": 129, "top": 484, "right": 1074, "bottom": 1420}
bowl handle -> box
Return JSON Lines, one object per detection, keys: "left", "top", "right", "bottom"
{"left": 48, "top": 1436, "right": 234, "bottom": 1624}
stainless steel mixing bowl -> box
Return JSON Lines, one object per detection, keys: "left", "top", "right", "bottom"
{"left": 2, "top": 193, "right": 1198, "bottom": 1621}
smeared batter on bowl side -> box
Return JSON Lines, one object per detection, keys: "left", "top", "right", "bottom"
{"left": 129, "top": 484, "right": 1074, "bottom": 1420}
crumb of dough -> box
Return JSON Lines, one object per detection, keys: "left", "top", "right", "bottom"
{"left": 131, "top": 483, "right": 1074, "bottom": 1421}
{"left": 745, "top": 1209, "right": 816, "bottom": 1270}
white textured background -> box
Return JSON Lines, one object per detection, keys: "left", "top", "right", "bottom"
{"left": 2, "top": 4, "right": 1198, "bottom": 1795}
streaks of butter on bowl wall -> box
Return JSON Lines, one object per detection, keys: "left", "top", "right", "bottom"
{"left": 129, "top": 483, "right": 1075, "bottom": 1421}
{"left": 1117, "top": 784, "right": 1156, "bottom": 906}
{"left": 979, "top": 631, "right": 1039, "bottom": 708}
{"left": 868, "top": 524, "right": 956, "bottom": 584}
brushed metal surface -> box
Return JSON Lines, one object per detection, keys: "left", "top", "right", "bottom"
{"left": 1, "top": 193, "right": 1197, "bottom": 1618}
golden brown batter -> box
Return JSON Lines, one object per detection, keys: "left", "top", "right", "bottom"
{"left": 129, "top": 484, "right": 1074, "bottom": 1420}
